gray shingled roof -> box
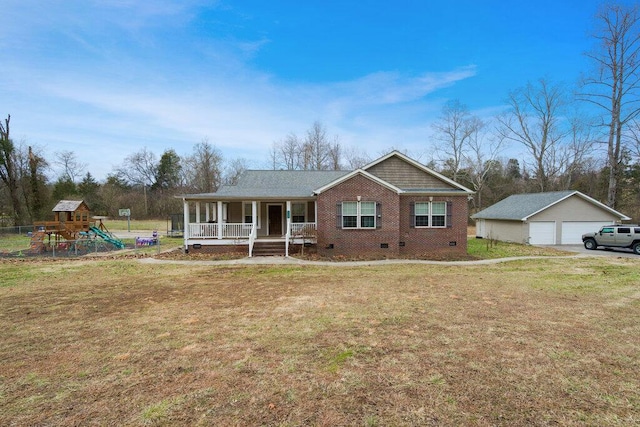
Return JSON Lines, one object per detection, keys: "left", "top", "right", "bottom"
{"left": 471, "top": 191, "right": 576, "bottom": 220}
{"left": 191, "top": 170, "right": 349, "bottom": 199}
{"left": 52, "top": 200, "right": 85, "bottom": 212}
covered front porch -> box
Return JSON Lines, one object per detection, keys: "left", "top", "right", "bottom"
{"left": 181, "top": 198, "right": 318, "bottom": 257}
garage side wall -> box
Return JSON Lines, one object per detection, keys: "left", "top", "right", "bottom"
{"left": 481, "top": 219, "right": 527, "bottom": 243}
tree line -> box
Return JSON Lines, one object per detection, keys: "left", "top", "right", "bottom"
{"left": 2, "top": 3, "right": 640, "bottom": 225}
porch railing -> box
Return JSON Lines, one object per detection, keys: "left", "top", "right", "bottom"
{"left": 188, "top": 223, "right": 252, "bottom": 239}
{"left": 187, "top": 222, "right": 316, "bottom": 239}
{"left": 290, "top": 222, "right": 317, "bottom": 236}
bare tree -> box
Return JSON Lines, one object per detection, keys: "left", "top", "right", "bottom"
{"left": 462, "top": 120, "right": 504, "bottom": 210}
{"left": 271, "top": 121, "right": 343, "bottom": 170}
{"left": 0, "top": 114, "right": 25, "bottom": 224}
{"left": 183, "top": 139, "right": 223, "bottom": 193}
{"left": 303, "top": 121, "right": 332, "bottom": 170}
{"left": 270, "top": 134, "right": 302, "bottom": 170}
{"left": 580, "top": 3, "right": 640, "bottom": 208}
{"left": 281, "top": 133, "right": 301, "bottom": 170}
{"left": 431, "top": 100, "right": 480, "bottom": 181}
{"left": 224, "top": 158, "right": 248, "bottom": 185}
{"left": 117, "top": 147, "right": 158, "bottom": 187}
{"left": 55, "top": 150, "right": 87, "bottom": 183}
{"left": 558, "top": 117, "right": 596, "bottom": 189}
{"left": 343, "top": 146, "right": 371, "bottom": 169}
{"left": 327, "top": 136, "right": 342, "bottom": 170}
{"left": 497, "top": 79, "right": 571, "bottom": 191}
{"left": 115, "top": 147, "right": 158, "bottom": 215}
{"left": 628, "top": 119, "right": 640, "bottom": 160}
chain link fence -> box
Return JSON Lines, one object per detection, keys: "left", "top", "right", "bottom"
{"left": 0, "top": 225, "right": 35, "bottom": 236}
{"left": 0, "top": 226, "right": 163, "bottom": 258}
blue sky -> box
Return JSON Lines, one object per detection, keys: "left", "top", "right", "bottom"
{"left": 0, "top": 1, "right": 621, "bottom": 180}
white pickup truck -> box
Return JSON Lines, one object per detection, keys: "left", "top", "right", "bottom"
{"left": 582, "top": 225, "right": 640, "bottom": 255}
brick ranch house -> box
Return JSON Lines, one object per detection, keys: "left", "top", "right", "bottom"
{"left": 177, "top": 151, "right": 474, "bottom": 258}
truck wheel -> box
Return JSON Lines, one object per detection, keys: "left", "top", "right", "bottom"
{"left": 633, "top": 242, "right": 640, "bottom": 255}
{"left": 584, "top": 239, "right": 597, "bottom": 250}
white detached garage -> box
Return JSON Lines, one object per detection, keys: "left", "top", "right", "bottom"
{"left": 472, "top": 191, "right": 630, "bottom": 245}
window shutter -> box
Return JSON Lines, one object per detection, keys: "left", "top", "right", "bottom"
{"left": 446, "top": 201, "right": 453, "bottom": 228}
{"left": 410, "top": 202, "right": 415, "bottom": 228}
{"left": 376, "top": 202, "right": 382, "bottom": 229}
{"left": 336, "top": 203, "right": 342, "bottom": 229}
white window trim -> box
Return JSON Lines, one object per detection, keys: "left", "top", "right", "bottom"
{"left": 415, "top": 201, "right": 447, "bottom": 229}
{"left": 342, "top": 201, "right": 376, "bottom": 229}
{"left": 242, "top": 201, "right": 261, "bottom": 229}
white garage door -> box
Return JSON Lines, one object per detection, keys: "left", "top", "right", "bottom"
{"left": 561, "top": 221, "right": 611, "bottom": 244}
{"left": 529, "top": 221, "right": 556, "bottom": 245}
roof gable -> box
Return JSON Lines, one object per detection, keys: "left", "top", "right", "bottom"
{"left": 471, "top": 191, "right": 631, "bottom": 221}
{"left": 363, "top": 151, "right": 473, "bottom": 193}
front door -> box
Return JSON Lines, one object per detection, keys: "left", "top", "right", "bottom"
{"left": 268, "top": 205, "right": 282, "bottom": 236}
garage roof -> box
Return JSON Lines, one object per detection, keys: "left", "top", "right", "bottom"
{"left": 471, "top": 190, "right": 631, "bottom": 221}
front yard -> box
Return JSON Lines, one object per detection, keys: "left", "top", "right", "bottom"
{"left": 0, "top": 256, "right": 638, "bottom": 425}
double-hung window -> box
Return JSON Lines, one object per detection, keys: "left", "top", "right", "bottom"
{"left": 342, "top": 201, "right": 376, "bottom": 229}
{"left": 431, "top": 202, "right": 446, "bottom": 227}
{"left": 413, "top": 201, "right": 447, "bottom": 228}
{"left": 291, "top": 202, "right": 306, "bottom": 223}
{"left": 415, "top": 202, "right": 430, "bottom": 227}
{"left": 242, "top": 202, "right": 261, "bottom": 228}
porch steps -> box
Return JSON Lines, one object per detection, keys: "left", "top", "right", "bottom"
{"left": 252, "top": 241, "right": 286, "bottom": 256}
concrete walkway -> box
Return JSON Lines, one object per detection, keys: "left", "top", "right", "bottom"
{"left": 139, "top": 254, "right": 587, "bottom": 267}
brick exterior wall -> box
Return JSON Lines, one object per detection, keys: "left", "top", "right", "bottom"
{"left": 317, "top": 174, "right": 468, "bottom": 258}
{"left": 317, "top": 174, "right": 401, "bottom": 257}
{"left": 399, "top": 195, "right": 468, "bottom": 257}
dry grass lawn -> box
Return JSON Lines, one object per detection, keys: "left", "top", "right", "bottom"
{"left": 1, "top": 256, "right": 639, "bottom": 426}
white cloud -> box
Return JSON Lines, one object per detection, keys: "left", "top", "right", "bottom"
{"left": 2, "top": 1, "right": 483, "bottom": 180}
{"left": 3, "top": 61, "right": 480, "bottom": 179}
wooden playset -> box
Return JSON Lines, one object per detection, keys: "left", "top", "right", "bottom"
{"left": 31, "top": 200, "right": 124, "bottom": 252}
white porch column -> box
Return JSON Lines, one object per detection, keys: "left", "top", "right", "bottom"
{"left": 217, "top": 201, "right": 223, "bottom": 239}
{"left": 314, "top": 200, "right": 318, "bottom": 224}
{"left": 195, "top": 202, "right": 201, "bottom": 223}
{"left": 205, "top": 203, "right": 210, "bottom": 222}
{"left": 286, "top": 200, "right": 291, "bottom": 257}
{"left": 182, "top": 199, "right": 189, "bottom": 249}
{"left": 252, "top": 200, "right": 257, "bottom": 229}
